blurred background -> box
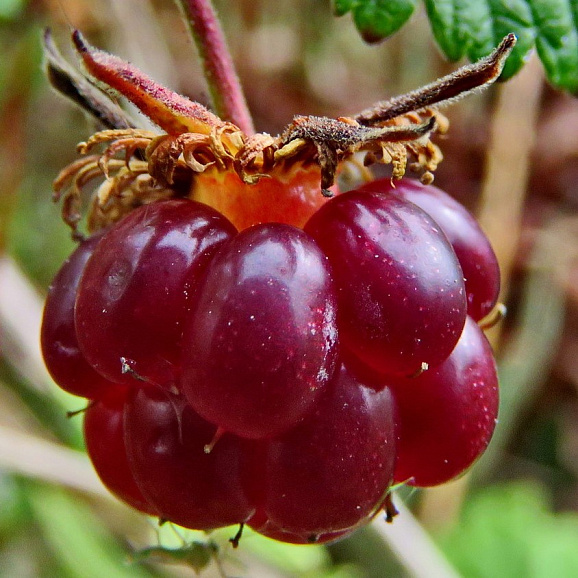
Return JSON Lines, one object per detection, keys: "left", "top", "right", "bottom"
{"left": 1, "top": 0, "right": 578, "bottom": 576}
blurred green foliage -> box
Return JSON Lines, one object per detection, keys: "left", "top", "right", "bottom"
{"left": 441, "top": 482, "right": 578, "bottom": 578}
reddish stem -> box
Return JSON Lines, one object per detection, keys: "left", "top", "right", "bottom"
{"left": 176, "top": 0, "right": 255, "bottom": 134}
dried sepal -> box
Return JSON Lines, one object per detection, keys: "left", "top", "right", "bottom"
{"left": 52, "top": 32, "right": 517, "bottom": 235}
{"left": 72, "top": 30, "right": 228, "bottom": 136}
{"left": 146, "top": 126, "right": 243, "bottom": 187}
{"left": 53, "top": 134, "right": 154, "bottom": 234}
{"left": 77, "top": 129, "right": 156, "bottom": 180}
{"left": 147, "top": 133, "right": 212, "bottom": 186}
{"left": 355, "top": 33, "right": 517, "bottom": 125}
{"left": 77, "top": 129, "right": 157, "bottom": 155}
{"left": 276, "top": 114, "right": 437, "bottom": 192}
{"left": 234, "top": 133, "right": 277, "bottom": 183}
{"left": 53, "top": 155, "right": 110, "bottom": 233}
{"left": 43, "top": 28, "right": 134, "bottom": 130}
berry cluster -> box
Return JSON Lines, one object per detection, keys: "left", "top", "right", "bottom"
{"left": 41, "top": 178, "right": 499, "bottom": 544}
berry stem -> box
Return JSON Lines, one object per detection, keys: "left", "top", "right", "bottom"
{"left": 175, "top": 0, "right": 255, "bottom": 134}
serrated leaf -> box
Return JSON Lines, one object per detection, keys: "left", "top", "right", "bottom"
{"left": 530, "top": 0, "right": 578, "bottom": 91}
{"left": 337, "top": 0, "right": 578, "bottom": 92}
{"left": 423, "top": 0, "right": 578, "bottom": 91}
{"left": 334, "top": 0, "right": 419, "bottom": 42}
{"left": 421, "top": 1, "right": 498, "bottom": 61}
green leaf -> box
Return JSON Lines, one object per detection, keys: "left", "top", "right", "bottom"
{"left": 530, "top": 0, "right": 578, "bottom": 91}
{"left": 335, "top": 0, "right": 578, "bottom": 92}
{"left": 334, "top": 0, "right": 419, "bottom": 42}
{"left": 334, "top": 0, "right": 357, "bottom": 17}
{"left": 423, "top": 0, "right": 578, "bottom": 91}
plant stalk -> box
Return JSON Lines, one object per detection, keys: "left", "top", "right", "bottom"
{"left": 175, "top": 0, "right": 255, "bottom": 134}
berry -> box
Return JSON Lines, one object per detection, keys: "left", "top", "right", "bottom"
{"left": 42, "top": 178, "right": 502, "bottom": 543}
{"left": 83, "top": 388, "right": 157, "bottom": 515}
{"left": 357, "top": 178, "right": 500, "bottom": 321}
{"left": 305, "top": 189, "right": 467, "bottom": 377}
{"left": 180, "top": 222, "right": 339, "bottom": 439}
{"left": 248, "top": 511, "right": 354, "bottom": 545}
{"left": 124, "top": 387, "right": 256, "bottom": 530}
{"left": 41, "top": 232, "right": 114, "bottom": 398}
{"left": 391, "top": 316, "right": 499, "bottom": 487}
{"left": 42, "top": 30, "right": 511, "bottom": 549}
{"left": 251, "top": 364, "right": 396, "bottom": 538}
{"left": 75, "top": 199, "right": 236, "bottom": 387}
{"left": 43, "top": 177, "right": 501, "bottom": 545}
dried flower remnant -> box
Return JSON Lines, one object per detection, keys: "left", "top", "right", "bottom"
{"left": 48, "top": 29, "right": 515, "bottom": 235}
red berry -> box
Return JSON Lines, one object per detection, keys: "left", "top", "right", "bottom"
{"left": 83, "top": 388, "right": 157, "bottom": 515}
{"left": 249, "top": 509, "right": 354, "bottom": 545}
{"left": 253, "top": 364, "right": 396, "bottom": 536}
{"left": 124, "top": 387, "right": 257, "bottom": 530}
{"left": 391, "top": 316, "right": 499, "bottom": 487}
{"left": 358, "top": 178, "right": 500, "bottom": 321}
{"left": 41, "top": 233, "right": 115, "bottom": 399}
{"left": 180, "top": 223, "right": 339, "bottom": 439}
{"left": 75, "top": 199, "right": 236, "bottom": 388}
{"left": 305, "top": 189, "right": 467, "bottom": 377}
{"left": 43, "top": 174, "right": 501, "bottom": 544}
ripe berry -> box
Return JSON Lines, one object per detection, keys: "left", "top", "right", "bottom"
{"left": 391, "top": 316, "right": 499, "bottom": 487}
{"left": 75, "top": 199, "right": 236, "bottom": 388}
{"left": 124, "top": 387, "right": 256, "bottom": 530}
{"left": 358, "top": 178, "right": 500, "bottom": 321}
{"left": 305, "top": 189, "right": 467, "bottom": 377}
{"left": 83, "top": 388, "right": 157, "bottom": 515}
{"left": 252, "top": 364, "right": 396, "bottom": 537}
{"left": 43, "top": 175, "right": 502, "bottom": 544}
{"left": 41, "top": 232, "right": 114, "bottom": 399}
{"left": 248, "top": 511, "right": 355, "bottom": 545}
{"left": 180, "top": 222, "right": 339, "bottom": 439}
